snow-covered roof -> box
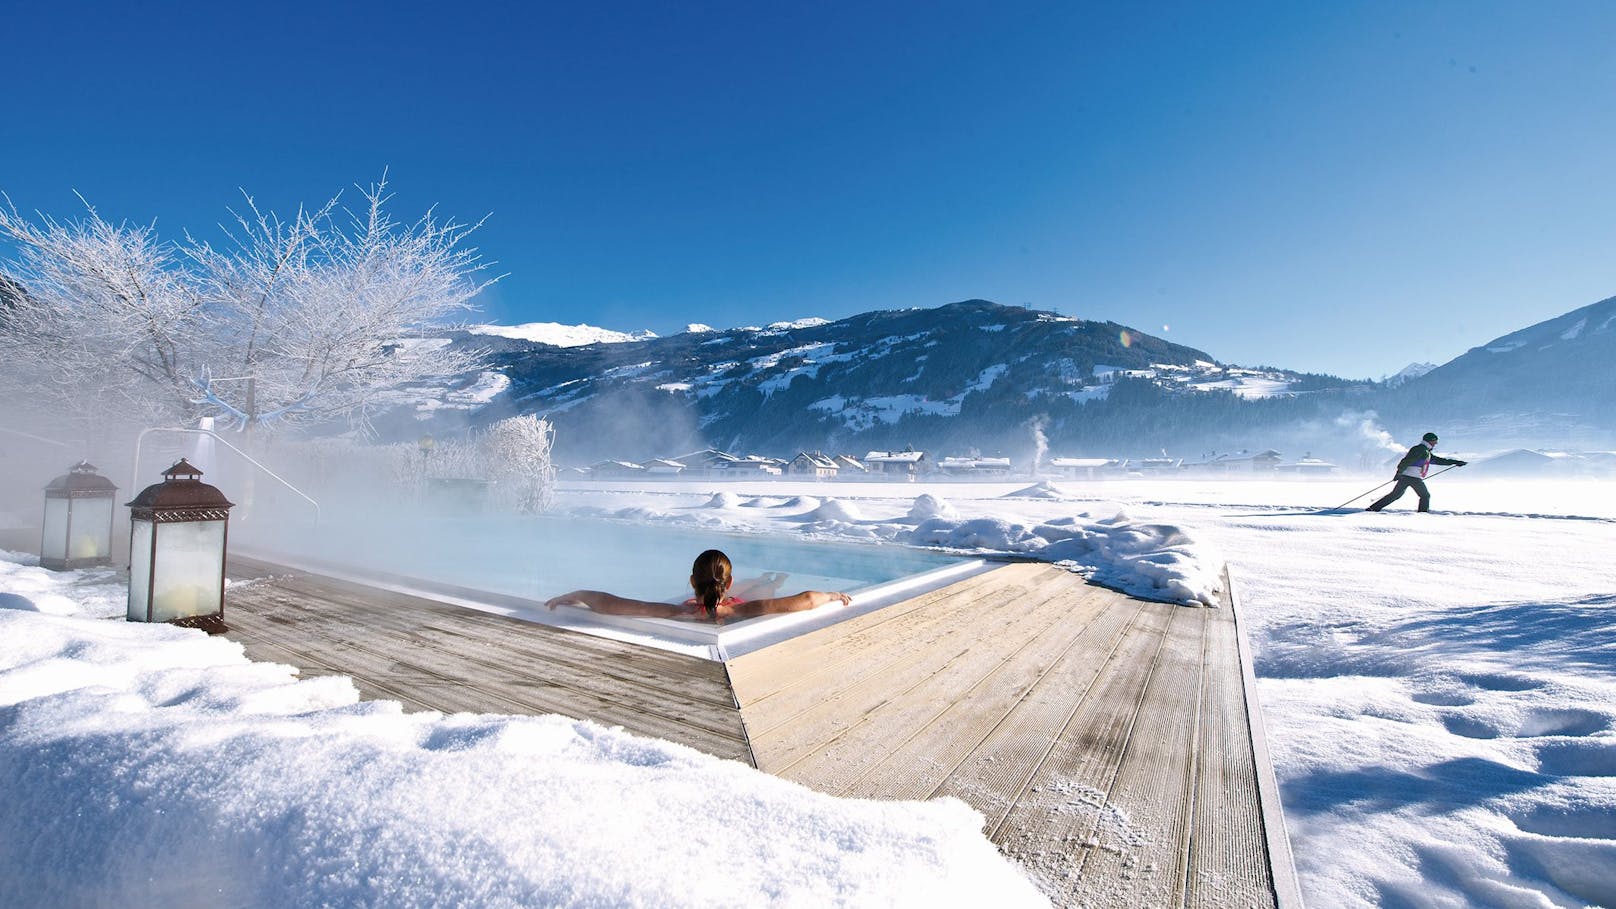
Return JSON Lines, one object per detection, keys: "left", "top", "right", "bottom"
{"left": 938, "top": 456, "right": 1012, "bottom": 470}
{"left": 792, "top": 452, "right": 838, "bottom": 469}
{"left": 672, "top": 449, "right": 738, "bottom": 466}
{"left": 1048, "top": 457, "right": 1114, "bottom": 468}
{"left": 865, "top": 450, "right": 926, "bottom": 463}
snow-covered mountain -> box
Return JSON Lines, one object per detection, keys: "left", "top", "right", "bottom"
{"left": 409, "top": 300, "right": 1361, "bottom": 462}
{"left": 467, "top": 321, "right": 657, "bottom": 347}
{"left": 1390, "top": 294, "right": 1616, "bottom": 443}
{"left": 1384, "top": 362, "right": 1437, "bottom": 386}
{"left": 388, "top": 294, "right": 1616, "bottom": 460}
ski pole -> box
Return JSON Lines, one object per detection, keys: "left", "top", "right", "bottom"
{"left": 1334, "top": 480, "right": 1392, "bottom": 511}
{"left": 1333, "top": 463, "right": 1463, "bottom": 511}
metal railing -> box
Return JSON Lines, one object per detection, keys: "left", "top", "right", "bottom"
{"left": 132, "top": 427, "right": 321, "bottom": 523}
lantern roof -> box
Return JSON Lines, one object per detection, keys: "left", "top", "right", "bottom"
{"left": 128, "top": 459, "right": 234, "bottom": 514}
{"left": 45, "top": 461, "right": 118, "bottom": 495}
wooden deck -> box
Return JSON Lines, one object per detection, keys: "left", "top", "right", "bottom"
{"left": 221, "top": 556, "right": 1298, "bottom": 907}
{"left": 224, "top": 558, "right": 751, "bottom": 761}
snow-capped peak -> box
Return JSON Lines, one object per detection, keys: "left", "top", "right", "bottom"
{"left": 683, "top": 323, "right": 716, "bottom": 334}
{"left": 467, "top": 322, "right": 657, "bottom": 347}
{"left": 1384, "top": 362, "right": 1437, "bottom": 386}
{"left": 766, "top": 317, "right": 830, "bottom": 331}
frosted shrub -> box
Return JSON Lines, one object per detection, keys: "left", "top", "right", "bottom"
{"left": 479, "top": 415, "right": 556, "bottom": 514}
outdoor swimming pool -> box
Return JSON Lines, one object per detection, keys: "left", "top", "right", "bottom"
{"left": 236, "top": 514, "right": 984, "bottom": 656}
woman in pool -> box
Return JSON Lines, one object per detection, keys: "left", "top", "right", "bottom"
{"left": 545, "top": 548, "right": 851, "bottom": 624}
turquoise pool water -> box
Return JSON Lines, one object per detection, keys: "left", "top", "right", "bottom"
{"left": 243, "top": 514, "right": 961, "bottom": 606}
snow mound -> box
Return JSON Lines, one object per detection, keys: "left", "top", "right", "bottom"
{"left": 793, "top": 499, "right": 865, "bottom": 523}
{"left": 909, "top": 512, "right": 1220, "bottom": 606}
{"left": 612, "top": 506, "right": 666, "bottom": 521}
{"left": 701, "top": 492, "right": 743, "bottom": 509}
{"left": 1001, "top": 481, "right": 1073, "bottom": 500}
{"left": 0, "top": 560, "right": 1046, "bottom": 909}
{"left": 740, "top": 497, "right": 786, "bottom": 508}
{"left": 908, "top": 494, "right": 960, "bottom": 522}
{"left": 772, "top": 496, "right": 822, "bottom": 511}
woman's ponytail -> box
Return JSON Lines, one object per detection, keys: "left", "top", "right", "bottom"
{"left": 691, "top": 549, "right": 733, "bottom": 623}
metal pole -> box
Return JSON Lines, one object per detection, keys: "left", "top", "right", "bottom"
{"left": 1335, "top": 464, "right": 1462, "bottom": 510}
{"left": 133, "top": 427, "right": 321, "bottom": 523}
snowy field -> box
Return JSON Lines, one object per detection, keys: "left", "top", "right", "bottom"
{"left": 3, "top": 472, "right": 1614, "bottom": 907}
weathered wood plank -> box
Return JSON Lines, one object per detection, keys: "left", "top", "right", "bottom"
{"left": 733, "top": 564, "right": 1069, "bottom": 737}
{"left": 932, "top": 600, "right": 1169, "bottom": 836}
{"left": 1187, "top": 583, "right": 1283, "bottom": 908}
{"left": 1066, "top": 604, "right": 1207, "bottom": 907}
{"left": 230, "top": 588, "right": 746, "bottom": 742}
{"left": 741, "top": 568, "right": 1076, "bottom": 767}
{"left": 726, "top": 564, "right": 1033, "bottom": 707}
{"left": 233, "top": 577, "right": 738, "bottom": 710}
{"left": 769, "top": 574, "right": 1112, "bottom": 792}
{"left": 833, "top": 580, "right": 1133, "bottom": 802}
{"left": 980, "top": 602, "right": 1179, "bottom": 900}
{"left": 222, "top": 570, "right": 752, "bottom": 762}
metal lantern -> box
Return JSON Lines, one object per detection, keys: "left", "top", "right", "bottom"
{"left": 41, "top": 461, "right": 119, "bottom": 570}
{"left": 127, "top": 459, "right": 234, "bottom": 634}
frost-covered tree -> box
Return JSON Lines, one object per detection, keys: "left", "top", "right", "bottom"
{"left": 480, "top": 415, "right": 557, "bottom": 513}
{"left": 0, "top": 177, "right": 495, "bottom": 433}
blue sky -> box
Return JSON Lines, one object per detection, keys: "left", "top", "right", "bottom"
{"left": 4, "top": 0, "right": 1615, "bottom": 379}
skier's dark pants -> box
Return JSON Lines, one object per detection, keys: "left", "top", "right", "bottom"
{"left": 1368, "top": 476, "right": 1430, "bottom": 512}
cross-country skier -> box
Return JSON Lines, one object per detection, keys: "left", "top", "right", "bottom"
{"left": 1367, "top": 432, "right": 1467, "bottom": 512}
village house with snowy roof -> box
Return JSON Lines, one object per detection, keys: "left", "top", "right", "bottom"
{"left": 863, "top": 449, "right": 930, "bottom": 477}
{"left": 723, "top": 455, "right": 786, "bottom": 477}
{"left": 1182, "top": 449, "right": 1283, "bottom": 473}
{"left": 587, "top": 459, "right": 645, "bottom": 478}
{"left": 640, "top": 458, "right": 686, "bottom": 476}
{"left": 1047, "top": 457, "right": 1121, "bottom": 479}
{"left": 831, "top": 454, "right": 866, "bottom": 474}
{"left": 672, "top": 449, "right": 739, "bottom": 476}
{"left": 1274, "top": 454, "right": 1338, "bottom": 475}
{"left": 788, "top": 452, "right": 839, "bottom": 478}
{"left": 937, "top": 456, "right": 1013, "bottom": 477}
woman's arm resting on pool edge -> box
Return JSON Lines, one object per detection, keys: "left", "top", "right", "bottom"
{"left": 546, "top": 590, "right": 684, "bottom": 618}
{"left": 725, "top": 590, "right": 851, "bottom": 619}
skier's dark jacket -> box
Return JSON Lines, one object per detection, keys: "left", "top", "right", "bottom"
{"left": 1394, "top": 443, "right": 1463, "bottom": 479}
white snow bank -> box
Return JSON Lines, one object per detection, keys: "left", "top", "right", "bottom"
{"left": 0, "top": 562, "right": 1047, "bottom": 909}
{"left": 700, "top": 491, "right": 743, "bottom": 509}
{"left": 907, "top": 513, "right": 1220, "bottom": 606}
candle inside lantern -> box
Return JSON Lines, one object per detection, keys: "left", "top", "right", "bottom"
{"left": 151, "top": 583, "right": 208, "bottom": 620}
{"left": 70, "top": 534, "right": 102, "bottom": 560}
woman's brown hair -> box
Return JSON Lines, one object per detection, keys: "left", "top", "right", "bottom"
{"left": 691, "top": 549, "right": 733, "bottom": 622}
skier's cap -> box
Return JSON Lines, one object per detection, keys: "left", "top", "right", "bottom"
{"left": 1422, "top": 432, "right": 1439, "bottom": 443}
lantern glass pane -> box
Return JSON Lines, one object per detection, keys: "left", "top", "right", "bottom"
{"left": 149, "top": 520, "right": 226, "bottom": 622}
{"left": 72, "top": 497, "right": 115, "bottom": 561}
{"left": 128, "top": 519, "right": 153, "bottom": 621}
{"left": 42, "top": 497, "right": 70, "bottom": 562}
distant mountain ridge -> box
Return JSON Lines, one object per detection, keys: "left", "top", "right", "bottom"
{"left": 405, "top": 300, "right": 1369, "bottom": 463}
{"left": 1387, "top": 294, "right": 1616, "bottom": 444}
{"left": 388, "top": 294, "right": 1616, "bottom": 463}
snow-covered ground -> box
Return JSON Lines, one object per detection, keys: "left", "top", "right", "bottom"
{"left": 3, "top": 473, "right": 1614, "bottom": 907}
